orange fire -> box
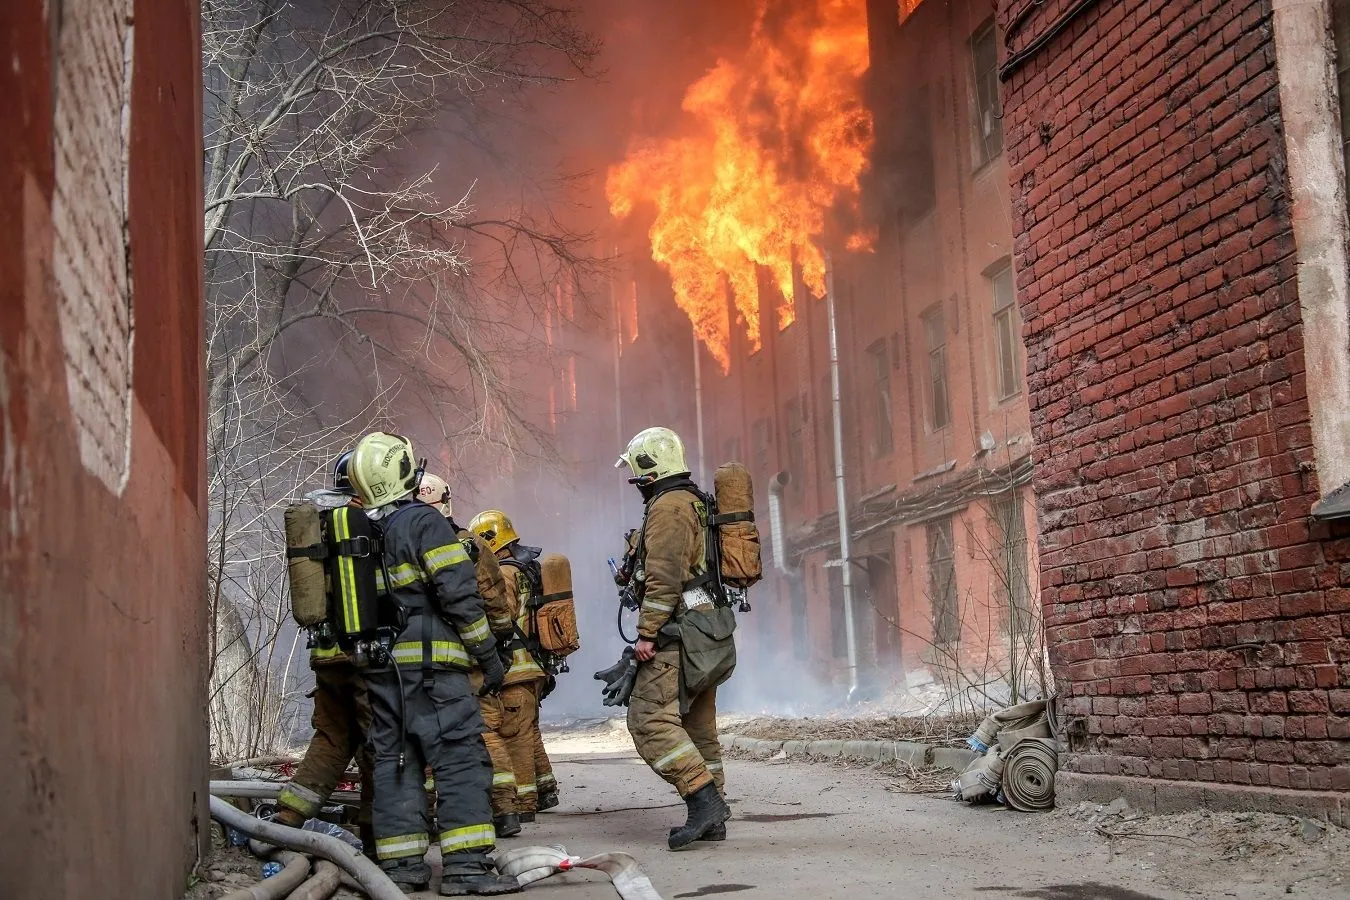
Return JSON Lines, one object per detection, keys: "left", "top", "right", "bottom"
{"left": 607, "top": 0, "right": 873, "bottom": 371}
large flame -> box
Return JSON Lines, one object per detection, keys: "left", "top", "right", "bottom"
{"left": 607, "top": 0, "right": 873, "bottom": 371}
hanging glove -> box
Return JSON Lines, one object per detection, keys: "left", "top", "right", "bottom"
{"left": 601, "top": 659, "right": 638, "bottom": 707}
{"left": 476, "top": 645, "right": 507, "bottom": 696}
{"left": 594, "top": 647, "right": 636, "bottom": 688}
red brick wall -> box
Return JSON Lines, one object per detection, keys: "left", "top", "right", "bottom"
{"left": 999, "top": 0, "right": 1350, "bottom": 791}
{"left": 0, "top": 0, "right": 208, "bottom": 895}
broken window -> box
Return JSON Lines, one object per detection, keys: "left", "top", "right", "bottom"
{"left": 991, "top": 266, "right": 1022, "bottom": 400}
{"left": 923, "top": 304, "right": 951, "bottom": 430}
{"left": 971, "top": 20, "right": 1004, "bottom": 167}
{"left": 868, "top": 339, "right": 895, "bottom": 457}
{"left": 989, "top": 491, "right": 1031, "bottom": 634}
{"left": 828, "top": 565, "right": 846, "bottom": 658}
{"left": 927, "top": 518, "right": 959, "bottom": 645}
{"left": 751, "top": 417, "right": 773, "bottom": 480}
{"left": 785, "top": 394, "right": 806, "bottom": 483}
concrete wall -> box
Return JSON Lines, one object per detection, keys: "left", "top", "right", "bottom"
{"left": 997, "top": 0, "right": 1350, "bottom": 808}
{"left": 0, "top": 0, "right": 208, "bottom": 895}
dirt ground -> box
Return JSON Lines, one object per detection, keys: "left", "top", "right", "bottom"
{"left": 192, "top": 719, "right": 1350, "bottom": 899}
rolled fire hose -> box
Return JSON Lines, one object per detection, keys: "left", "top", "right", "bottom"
{"left": 996, "top": 718, "right": 1052, "bottom": 752}
{"left": 953, "top": 748, "right": 1005, "bottom": 802}
{"left": 969, "top": 700, "right": 1048, "bottom": 751}
{"left": 494, "top": 846, "right": 665, "bottom": 900}
{"left": 209, "top": 795, "right": 406, "bottom": 900}
{"left": 218, "top": 850, "right": 309, "bottom": 900}
{"left": 1002, "top": 738, "right": 1059, "bottom": 811}
{"left": 287, "top": 860, "right": 342, "bottom": 900}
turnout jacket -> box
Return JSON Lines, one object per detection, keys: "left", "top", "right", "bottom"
{"left": 376, "top": 501, "right": 496, "bottom": 670}
{"left": 636, "top": 477, "right": 707, "bottom": 642}
{"left": 452, "top": 521, "right": 514, "bottom": 639}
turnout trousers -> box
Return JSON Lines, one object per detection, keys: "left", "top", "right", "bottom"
{"left": 478, "top": 689, "right": 519, "bottom": 815}
{"left": 627, "top": 649, "right": 724, "bottom": 798}
{"left": 499, "top": 680, "right": 553, "bottom": 812}
{"left": 366, "top": 666, "right": 496, "bottom": 863}
{"left": 277, "top": 661, "right": 375, "bottom": 847}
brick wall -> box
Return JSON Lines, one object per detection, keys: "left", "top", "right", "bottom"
{"left": 0, "top": 0, "right": 208, "bottom": 894}
{"left": 999, "top": 0, "right": 1350, "bottom": 795}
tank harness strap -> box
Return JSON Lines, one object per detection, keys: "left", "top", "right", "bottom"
{"left": 708, "top": 510, "right": 754, "bottom": 526}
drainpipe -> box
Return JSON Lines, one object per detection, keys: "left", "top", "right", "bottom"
{"left": 767, "top": 471, "right": 793, "bottom": 573}
{"left": 692, "top": 327, "right": 707, "bottom": 485}
{"left": 825, "top": 253, "right": 859, "bottom": 703}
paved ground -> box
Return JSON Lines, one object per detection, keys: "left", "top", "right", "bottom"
{"left": 431, "top": 724, "right": 1350, "bottom": 900}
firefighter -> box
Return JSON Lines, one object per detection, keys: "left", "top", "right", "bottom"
{"left": 467, "top": 510, "right": 560, "bottom": 821}
{"left": 418, "top": 474, "right": 522, "bottom": 838}
{"left": 347, "top": 433, "right": 519, "bottom": 896}
{"left": 274, "top": 451, "right": 376, "bottom": 856}
{"left": 615, "top": 426, "right": 735, "bottom": 850}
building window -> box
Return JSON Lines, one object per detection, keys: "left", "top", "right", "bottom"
{"left": 971, "top": 20, "right": 1004, "bottom": 166}
{"left": 828, "top": 565, "right": 846, "bottom": 658}
{"left": 751, "top": 417, "right": 773, "bottom": 479}
{"left": 785, "top": 395, "right": 806, "bottom": 483}
{"left": 991, "top": 266, "right": 1022, "bottom": 400}
{"left": 989, "top": 491, "right": 1031, "bottom": 634}
{"left": 867, "top": 339, "right": 894, "bottom": 457}
{"left": 923, "top": 304, "right": 951, "bottom": 430}
{"left": 927, "top": 518, "right": 959, "bottom": 644}
{"left": 818, "top": 375, "right": 836, "bottom": 484}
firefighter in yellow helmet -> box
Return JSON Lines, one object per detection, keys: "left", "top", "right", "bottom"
{"left": 419, "top": 474, "right": 523, "bottom": 837}
{"left": 274, "top": 450, "right": 376, "bottom": 857}
{"left": 467, "top": 510, "right": 560, "bottom": 822}
{"left": 348, "top": 433, "right": 518, "bottom": 895}
{"left": 615, "top": 426, "right": 735, "bottom": 849}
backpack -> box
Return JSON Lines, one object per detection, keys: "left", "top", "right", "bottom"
{"left": 284, "top": 500, "right": 383, "bottom": 649}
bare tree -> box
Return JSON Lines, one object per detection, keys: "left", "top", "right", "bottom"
{"left": 202, "top": 0, "right": 598, "bottom": 759}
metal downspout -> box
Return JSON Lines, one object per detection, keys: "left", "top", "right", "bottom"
{"left": 825, "top": 254, "right": 859, "bottom": 703}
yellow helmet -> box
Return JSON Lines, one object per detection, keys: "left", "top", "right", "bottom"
{"left": 417, "top": 472, "right": 452, "bottom": 517}
{"left": 350, "top": 431, "right": 419, "bottom": 509}
{"left": 616, "top": 426, "right": 688, "bottom": 484}
{"left": 468, "top": 509, "right": 519, "bottom": 555}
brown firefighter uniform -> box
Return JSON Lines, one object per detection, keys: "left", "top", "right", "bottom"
{"left": 276, "top": 644, "right": 376, "bottom": 851}
{"left": 628, "top": 486, "right": 729, "bottom": 798}
{"left": 459, "top": 525, "right": 520, "bottom": 817}
{"left": 497, "top": 554, "right": 555, "bottom": 814}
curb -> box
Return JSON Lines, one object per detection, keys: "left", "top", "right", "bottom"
{"left": 719, "top": 733, "right": 979, "bottom": 770}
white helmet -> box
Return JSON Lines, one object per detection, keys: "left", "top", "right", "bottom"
{"left": 616, "top": 426, "right": 689, "bottom": 485}
{"left": 418, "top": 472, "right": 452, "bottom": 517}
{"left": 350, "top": 432, "right": 420, "bottom": 509}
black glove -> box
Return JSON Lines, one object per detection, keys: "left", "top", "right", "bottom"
{"left": 540, "top": 673, "right": 558, "bottom": 702}
{"left": 601, "top": 659, "right": 638, "bottom": 707}
{"left": 594, "top": 646, "right": 636, "bottom": 688}
{"left": 476, "top": 646, "right": 506, "bottom": 696}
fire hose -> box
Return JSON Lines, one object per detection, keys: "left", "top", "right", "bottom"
{"left": 494, "top": 846, "right": 665, "bottom": 900}
{"left": 209, "top": 795, "right": 406, "bottom": 900}
{"left": 219, "top": 850, "right": 309, "bottom": 900}
{"left": 1001, "top": 738, "right": 1059, "bottom": 811}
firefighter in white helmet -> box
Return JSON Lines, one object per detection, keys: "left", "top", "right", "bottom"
{"left": 419, "top": 473, "right": 523, "bottom": 837}
{"left": 348, "top": 433, "right": 518, "bottom": 895}
{"left": 615, "top": 426, "right": 734, "bottom": 849}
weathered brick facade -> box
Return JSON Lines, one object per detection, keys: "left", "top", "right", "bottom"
{"left": 998, "top": 0, "right": 1350, "bottom": 808}
{"left": 1, "top": 0, "right": 208, "bottom": 893}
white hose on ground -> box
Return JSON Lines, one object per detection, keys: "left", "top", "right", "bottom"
{"left": 218, "top": 850, "right": 309, "bottom": 900}
{"left": 286, "top": 860, "right": 342, "bottom": 900}
{"left": 494, "top": 846, "right": 665, "bottom": 900}
{"left": 208, "top": 795, "right": 405, "bottom": 900}
{"left": 211, "top": 780, "right": 287, "bottom": 799}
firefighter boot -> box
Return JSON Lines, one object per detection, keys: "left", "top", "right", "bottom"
{"left": 537, "top": 789, "right": 559, "bottom": 812}
{"left": 667, "top": 783, "right": 731, "bottom": 850}
{"left": 670, "top": 822, "right": 726, "bottom": 842}
{"left": 272, "top": 807, "right": 307, "bottom": 830}
{"left": 381, "top": 858, "right": 432, "bottom": 894}
{"left": 493, "top": 812, "right": 522, "bottom": 838}
{"left": 439, "top": 851, "right": 522, "bottom": 896}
